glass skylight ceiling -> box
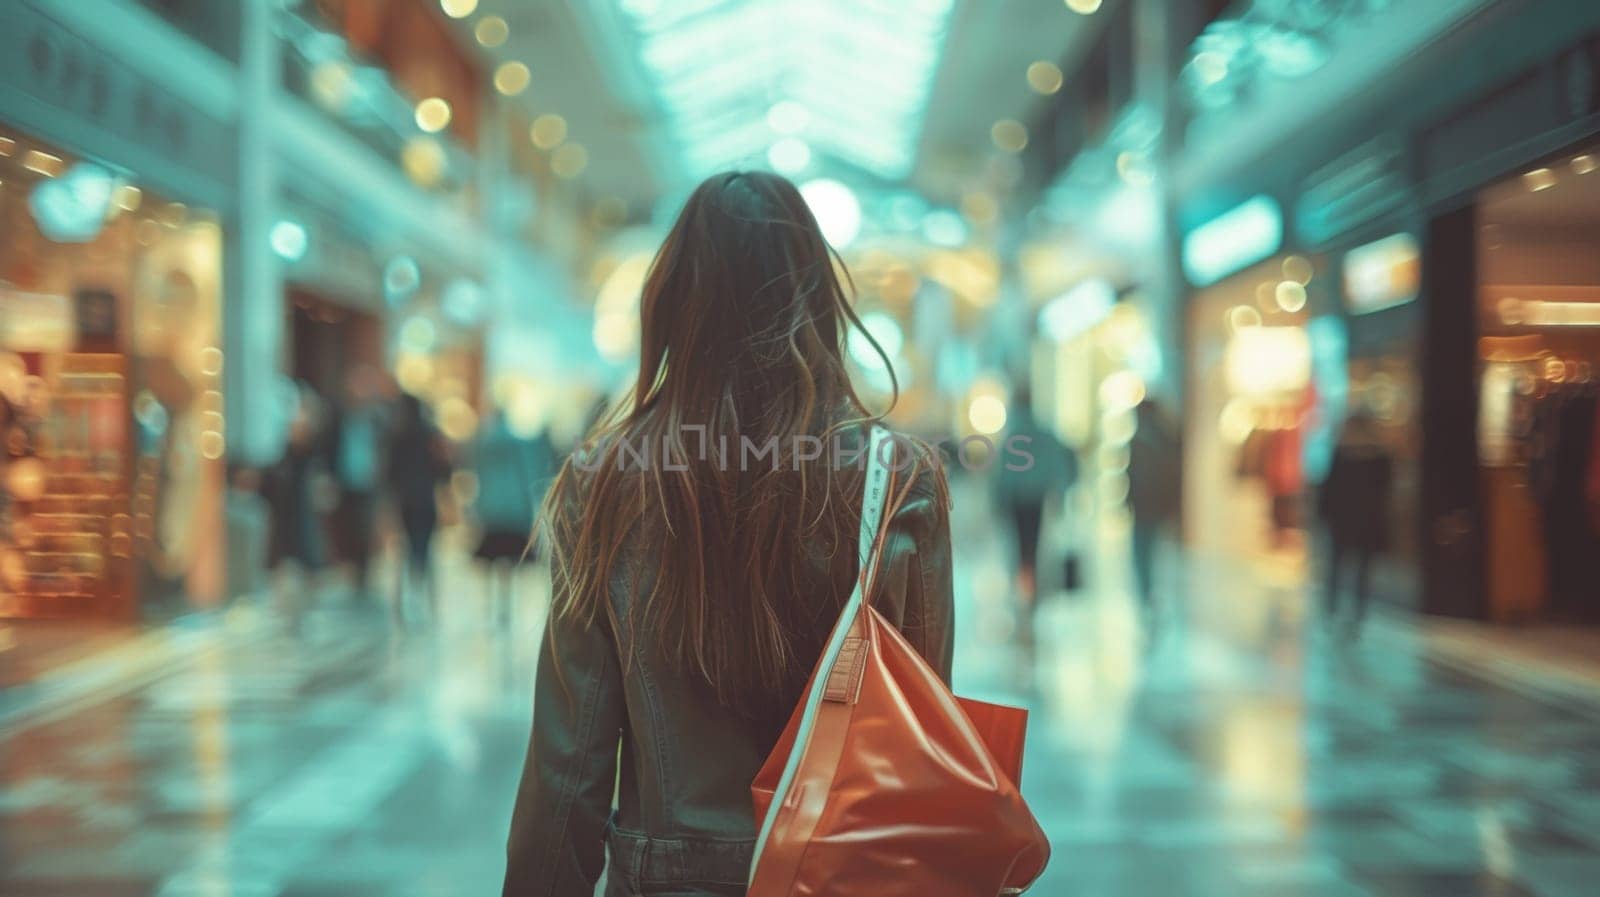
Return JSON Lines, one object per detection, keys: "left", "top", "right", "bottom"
{"left": 616, "top": 0, "right": 956, "bottom": 181}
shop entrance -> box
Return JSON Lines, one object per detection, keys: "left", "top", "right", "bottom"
{"left": 1185, "top": 255, "right": 1323, "bottom": 572}
{"left": 289, "top": 288, "right": 384, "bottom": 404}
{"left": 1475, "top": 141, "right": 1600, "bottom": 623}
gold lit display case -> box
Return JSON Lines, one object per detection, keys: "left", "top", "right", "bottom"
{"left": 0, "top": 126, "right": 224, "bottom": 619}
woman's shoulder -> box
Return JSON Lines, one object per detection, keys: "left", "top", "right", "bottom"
{"left": 877, "top": 428, "right": 950, "bottom": 516}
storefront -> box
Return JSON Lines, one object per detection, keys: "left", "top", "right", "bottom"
{"left": 0, "top": 2, "right": 240, "bottom": 620}
{"left": 1328, "top": 230, "right": 1425, "bottom": 605}
{"left": 1184, "top": 249, "right": 1325, "bottom": 567}
{"left": 1176, "top": 192, "right": 1339, "bottom": 570}
{"left": 1167, "top": 12, "right": 1600, "bottom": 621}
{"left": 0, "top": 126, "right": 225, "bottom": 619}
{"left": 1472, "top": 140, "right": 1600, "bottom": 623}
{"left": 1286, "top": 134, "right": 1429, "bottom": 607}
{"left": 1404, "top": 26, "right": 1600, "bottom": 621}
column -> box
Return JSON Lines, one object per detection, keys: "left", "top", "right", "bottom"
{"left": 225, "top": 0, "right": 286, "bottom": 467}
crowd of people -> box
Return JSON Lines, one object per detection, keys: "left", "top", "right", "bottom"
{"left": 992, "top": 386, "right": 1393, "bottom": 653}
{"left": 223, "top": 357, "right": 1396, "bottom": 652}
{"left": 237, "top": 367, "right": 559, "bottom": 633}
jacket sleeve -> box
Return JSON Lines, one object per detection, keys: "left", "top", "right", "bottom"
{"left": 503, "top": 604, "right": 625, "bottom": 897}
{"left": 877, "top": 468, "right": 955, "bottom": 684}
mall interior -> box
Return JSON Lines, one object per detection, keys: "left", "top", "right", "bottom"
{"left": 2, "top": 0, "right": 1600, "bottom": 894}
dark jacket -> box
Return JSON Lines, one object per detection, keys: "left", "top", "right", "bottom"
{"left": 1318, "top": 443, "right": 1394, "bottom": 551}
{"left": 993, "top": 406, "right": 1077, "bottom": 509}
{"left": 1128, "top": 409, "right": 1181, "bottom": 525}
{"left": 385, "top": 418, "right": 450, "bottom": 512}
{"left": 503, "top": 459, "right": 955, "bottom": 897}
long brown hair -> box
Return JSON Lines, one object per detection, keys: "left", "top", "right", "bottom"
{"left": 541, "top": 171, "right": 941, "bottom": 718}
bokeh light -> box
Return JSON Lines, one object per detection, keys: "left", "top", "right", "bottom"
{"left": 799, "top": 178, "right": 861, "bottom": 248}
{"left": 494, "top": 61, "right": 531, "bottom": 96}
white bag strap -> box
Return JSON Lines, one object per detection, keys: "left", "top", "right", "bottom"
{"left": 849, "top": 426, "right": 896, "bottom": 616}
{"left": 750, "top": 425, "right": 894, "bottom": 882}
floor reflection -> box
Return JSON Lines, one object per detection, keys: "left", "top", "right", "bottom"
{"left": 1, "top": 493, "right": 1598, "bottom": 896}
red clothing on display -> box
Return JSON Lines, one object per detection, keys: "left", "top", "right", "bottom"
{"left": 1265, "top": 427, "right": 1303, "bottom": 498}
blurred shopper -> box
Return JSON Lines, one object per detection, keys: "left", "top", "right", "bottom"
{"left": 1317, "top": 410, "right": 1394, "bottom": 636}
{"left": 994, "top": 384, "right": 1077, "bottom": 612}
{"left": 1264, "top": 417, "right": 1305, "bottom": 548}
{"left": 471, "top": 409, "right": 554, "bottom": 621}
{"left": 328, "top": 365, "right": 388, "bottom": 604}
{"left": 1127, "top": 398, "right": 1181, "bottom": 628}
{"left": 386, "top": 392, "right": 450, "bottom": 625}
{"left": 224, "top": 464, "right": 271, "bottom": 602}
{"left": 504, "top": 172, "right": 953, "bottom": 897}
{"left": 264, "top": 382, "right": 330, "bottom": 634}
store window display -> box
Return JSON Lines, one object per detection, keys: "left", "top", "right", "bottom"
{"left": 0, "top": 126, "right": 224, "bottom": 619}
{"left": 1186, "top": 255, "right": 1324, "bottom": 564}
{"left": 1476, "top": 142, "right": 1600, "bottom": 623}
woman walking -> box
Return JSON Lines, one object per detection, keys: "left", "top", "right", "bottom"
{"left": 503, "top": 172, "right": 954, "bottom": 897}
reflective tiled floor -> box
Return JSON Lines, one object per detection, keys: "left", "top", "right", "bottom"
{"left": 2, "top": 496, "right": 1599, "bottom": 897}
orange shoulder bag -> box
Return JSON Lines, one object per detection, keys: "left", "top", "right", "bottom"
{"left": 749, "top": 427, "right": 1050, "bottom": 896}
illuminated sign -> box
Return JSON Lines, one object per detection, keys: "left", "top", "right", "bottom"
{"left": 1182, "top": 195, "right": 1284, "bottom": 287}
{"left": 1038, "top": 278, "right": 1115, "bottom": 343}
{"left": 29, "top": 163, "right": 117, "bottom": 243}
{"left": 1497, "top": 299, "right": 1600, "bottom": 327}
{"left": 1225, "top": 326, "right": 1311, "bottom": 396}
{"left": 1342, "top": 233, "right": 1420, "bottom": 314}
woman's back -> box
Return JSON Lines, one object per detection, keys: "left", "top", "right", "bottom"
{"left": 504, "top": 431, "right": 951, "bottom": 897}
{"left": 502, "top": 173, "right": 955, "bottom": 897}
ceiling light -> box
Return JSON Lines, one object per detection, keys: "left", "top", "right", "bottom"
{"left": 799, "top": 178, "right": 861, "bottom": 248}
{"left": 414, "top": 97, "right": 452, "bottom": 133}
{"left": 767, "top": 138, "right": 811, "bottom": 174}
{"left": 767, "top": 100, "right": 811, "bottom": 135}
{"left": 1182, "top": 195, "right": 1284, "bottom": 287}
{"left": 1522, "top": 168, "right": 1557, "bottom": 192}
{"left": 1274, "top": 281, "right": 1307, "bottom": 312}
{"left": 552, "top": 143, "right": 588, "bottom": 178}
{"left": 22, "top": 150, "right": 64, "bottom": 177}
{"left": 1228, "top": 305, "right": 1262, "bottom": 332}
{"left": 1026, "top": 61, "right": 1063, "bottom": 95}
{"left": 442, "top": 279, "right": 486, "bottom": 326}
{"left": 28, "top": 162, "right": 116, "bottom": 242}
{"left": 309, "top": 61, "right": 354, "bottom": 111}
{"left": 991, "top": 119, "right": 1028, "bottom": 153}
{"left": 440, "top": 0, "right": 477, "bottom": 17}
{"left": 1570, "top": 154, "right": 1597, "bottom": 176}
{"left": 848, "top": 312, "right": 904, "bottom": 371}
{"left": 1281, "top": 255, "right": 1314, "bottom": 286}
{"left": 113, "top": 184, "right": 142, "bottom": 212}
{"left": 494, "top": 61, "right": 531, "bottom": 96}
{"left": 475, "top": 16, "right": 508, "bottom": 47}
{"left": 402, "top": 137, "right": 446, "bottom": 187}
{"left": 400, "top": 316, "right": 437, "bottom": 352}
{"left": 921, "top": 209, "right": 968, "bottom": 247}
{"left": 619, "top": 1, "right": 955, "bottom": 180}
{"left": 1193, "top": 51, "right": 1229, "bottom": 86}
{"left": 961, "top": 190, "right": 998, "bottom": 226}
{"left": 968, "top": 395, "right": 1007, "bottom": 435}
{"left": 270, "top": 219, "right": 309, "bottom": 262}
{"left": 1065, "top": 0, "right": 1103, "bottom": 12}
{"left": 1039, "top": 279, "right": 1116, "bottom": 343}
{"left": 384, "top": 256, "right": 421, "bottom": 305}
{"left": 530, "top": 114, "right": 567, "bottom": 149}
{"left": 1116, "top": 151, "right": 1153, "bottom": 186}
